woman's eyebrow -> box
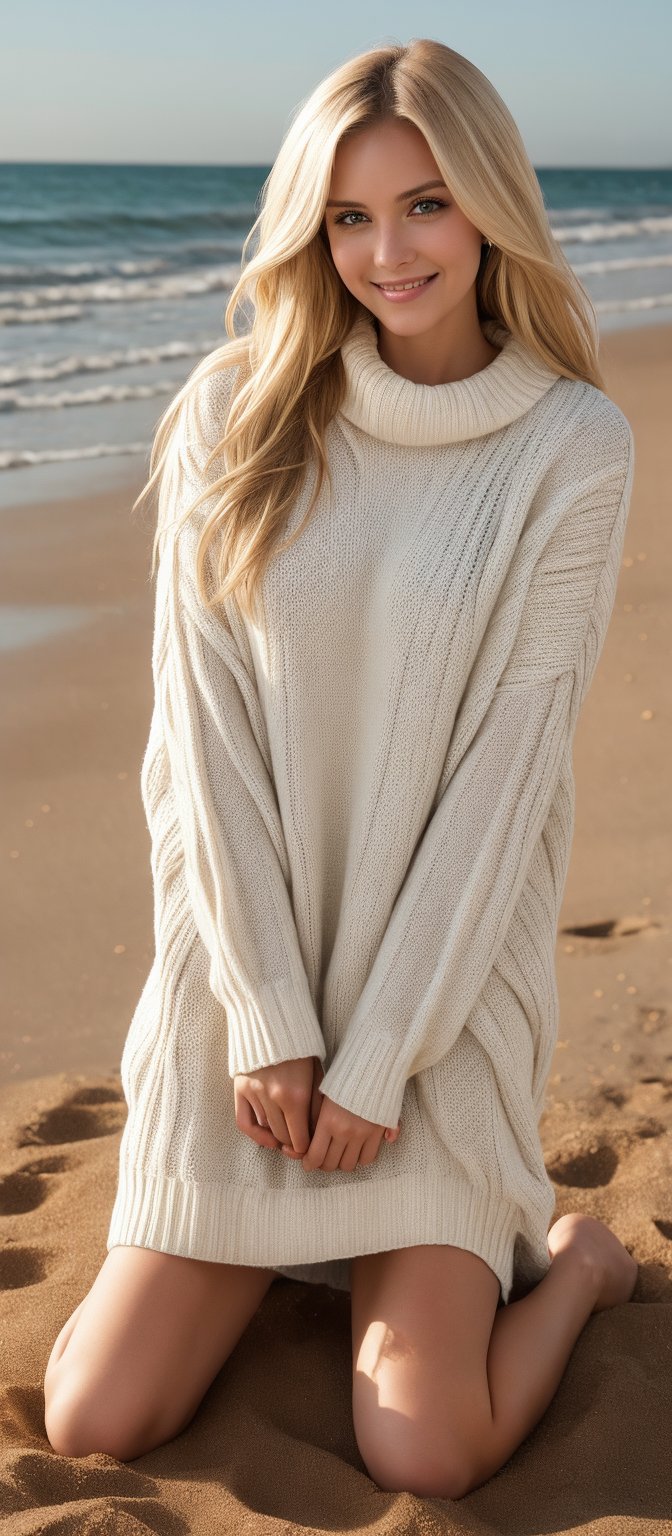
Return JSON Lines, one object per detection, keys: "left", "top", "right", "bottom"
{"left": 325, "top": 179, "right": 447, "bottom": 208}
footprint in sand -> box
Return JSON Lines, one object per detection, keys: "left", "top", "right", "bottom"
{"left": 15, "top": 1082, "right": 125, "bottom": 1151}
{"left": 547, "top": 1141, "right": 620, "bottom": 1188}
{"left": 560, "top": 914, "right": 660, "bottom": 940}
{"left": 0, "top": 1157, "right": 69, "bottom": 1216}
{"left": 653, "top": 1219, "right": 672, "bottom": 1242}
{"left": 594, "top": 1075, "right": 671, "bottom": 1140}
{"left": 0, "top": 1246, "right": 47, "bottom": 1291}
{"left": 548, "top": 1073, "right": 672, "bottom": 1190}
{"left": 0, "top": 1148, "right": 78, "bottom": 1230}
{"left": 17, "top": 1155, "right": 70, "bottom": 1174}
{"left": 1, "top": 1087, "right": 125, "bottom": 1288}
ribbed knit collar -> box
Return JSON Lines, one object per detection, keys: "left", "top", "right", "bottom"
{"left": 338, "top": 312, "right": 559, "bottom": 446}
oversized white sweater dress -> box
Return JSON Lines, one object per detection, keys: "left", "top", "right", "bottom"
{"left": 107, "top": 311, "right": 635, "bottom": 1304}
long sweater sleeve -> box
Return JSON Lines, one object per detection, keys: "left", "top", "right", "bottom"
{"left": 318, "top": 428, "right": 635, "bottom": 1128}
{"left": 147, "top": 402, "right": 326, "bottom": 1079}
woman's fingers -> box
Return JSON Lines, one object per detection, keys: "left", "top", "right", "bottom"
{"left": 309, "top": 1135, "right": 350, "bottom": 1172}
{"left": 238, "top": 1067, "right": 401, "bottom": 1165}
{"left": 281, "top": 1099, "right": 311, "bottom": 1158}
{"left": 359, "top": 1129, "right": 388, "bottom": 1166}
{"left": 300, "top": 1088, "right": 400, "bottom": 1171}
{"left": 233, "top": 1060, "right": 315, "bottom": 1155}
{"left": 301, "top": 1128, "right": 365, "bottom": 1172}
{"left": 310, "top": 1076, "right": 325, "bottom": 1136}
{"left": 337, "top": 1138, "right": 368, "bottom": 1173}
{"left": 235, "top": 1090, "right": 281, "bottom": 1149}
{"left": 286, "top": 1123, "right": 399, "bottom": 1164}
{"left": 261, "top": 1099, "right": 293, "bottom": 1148}
{"left": 247, "top": 1093, "right": 270, "bottom": 1128}
{"left": 301, "top": 1117, "right": 331, "bottom": 1170}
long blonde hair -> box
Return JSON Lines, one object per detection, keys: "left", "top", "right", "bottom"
{"left": 136, "top": 37, "right": 606, "bottom": 624}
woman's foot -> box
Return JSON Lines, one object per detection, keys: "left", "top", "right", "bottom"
{"left": 547, "top": 1212, "right": 638, "bottom": 1313}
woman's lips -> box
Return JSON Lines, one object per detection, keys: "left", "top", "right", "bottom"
{"left": 372, "top": 273, "right": 439, "bottom": 302}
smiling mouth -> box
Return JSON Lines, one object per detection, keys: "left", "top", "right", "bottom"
{"left": 373, "top": 274, "right": 439, "bottom": 292}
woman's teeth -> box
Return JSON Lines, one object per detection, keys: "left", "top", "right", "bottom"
{"left": 375, "top": 274, "right": 437, "bottom": 296}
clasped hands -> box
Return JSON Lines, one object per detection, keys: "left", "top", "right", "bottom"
{"left": 233, "top": 1054, "right": 400, "bottom": 1172}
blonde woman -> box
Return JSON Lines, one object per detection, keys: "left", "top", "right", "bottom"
{"left": 44, "top": 38, "right": 638, "bottom": 1498}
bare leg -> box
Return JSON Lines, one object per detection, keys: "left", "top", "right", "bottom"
{"left": 351, "top": 1212, "right": 638, "bottom": 1500}
{"left": 471, "top": 1213, "right": 639, "bottom": 1489}
{"left": 44, "top": 1245, "right": 278, "bottom": 1461}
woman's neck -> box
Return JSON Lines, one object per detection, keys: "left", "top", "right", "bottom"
{"left": 374, "top": 314, "right": 502, "bottom": 387}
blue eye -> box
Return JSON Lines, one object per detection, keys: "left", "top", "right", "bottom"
{"left": 333, "top": 197, "right": 448, "bottom": 227}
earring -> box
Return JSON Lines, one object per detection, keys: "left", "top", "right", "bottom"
{"left": 482, "top": 239, "right": 492, "bottom": 251}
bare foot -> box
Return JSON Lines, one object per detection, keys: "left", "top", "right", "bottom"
{"left": 547, "top": 1212, "right": 638, "bottom": 1313}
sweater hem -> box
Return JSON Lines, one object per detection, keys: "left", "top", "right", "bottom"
{"left": 106, "top": 1157, "right": 532, "bottom": 1305}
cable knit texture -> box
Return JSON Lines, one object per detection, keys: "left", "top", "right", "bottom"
{"left": 107, "top": 311, "right": 635, "bottom": 1302}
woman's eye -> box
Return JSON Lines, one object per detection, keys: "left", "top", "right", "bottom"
{"left": 336, "top": 211, "right": 366, "bottom": 226}
{"left": 333, "top": 198, "right": 447, "bottom": 227}
{"left": 413, "top": 199, "right": 446, "bottom": 215}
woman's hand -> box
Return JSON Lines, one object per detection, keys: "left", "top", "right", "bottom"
{"left": 235, "top": 1055, "right": 400, "bottom": 1169}
{"left": 233, "top": 1055, "right": 316, "bottom": 1156}
{"left": 280, "top": 1057, "right": 401, "bottom": 1172}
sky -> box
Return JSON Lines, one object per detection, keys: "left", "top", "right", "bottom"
{"left": 1, "top": 0, "right": 669, "bottom": 167}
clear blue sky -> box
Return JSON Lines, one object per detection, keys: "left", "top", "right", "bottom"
{"left": 2, "top": 0, "right": 669, "bottom": 166}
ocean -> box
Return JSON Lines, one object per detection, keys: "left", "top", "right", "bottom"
{"left": 1, "top": 161, "right": 671, "bottom": 509}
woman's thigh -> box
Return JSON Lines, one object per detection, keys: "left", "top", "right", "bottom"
{"left": 350, "top": 1243, "right": 501, "bottom": 1500}
{"left": 44, "top": 1244, "right": 277, "bottom": 1460}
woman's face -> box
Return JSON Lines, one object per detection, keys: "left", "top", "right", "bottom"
{"left": 323, "top": 117, "right": 485, "bottom": 338}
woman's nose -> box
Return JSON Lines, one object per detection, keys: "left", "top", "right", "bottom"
{"left": 372, "top": 228, "right": 418, "bottom": 269}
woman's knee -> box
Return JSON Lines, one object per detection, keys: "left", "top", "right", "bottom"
{"left": 351, "top": 1321, "right": 489, "bottom": 1499}
{"left": 355, "top": 1415, "right": 477, "bottom": 1501}
{"left": 43, "top": 1314, "right": 191, "bottom": 1460}
{"left": 42, "top": 1263, "right": 176, "bottom": 1460}
{"left": 352, "top": 1358, "right": 479, "bottom": 1500}
{"left": 44, "top": 1379, "right": 162, "bottom": 1461}
{"left": 42, "top": 1245, "right": 274, "bottom": 1460}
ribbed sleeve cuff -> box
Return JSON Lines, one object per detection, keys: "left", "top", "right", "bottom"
{"left": 318, "top": 1028, "right": 407, "bottom": 1129}
{"left": 225, "top": 970, "right": 326, "bottom": 1078}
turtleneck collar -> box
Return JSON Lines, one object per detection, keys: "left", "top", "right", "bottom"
{"left": 338, "top": 312, "right": 559, "bottom": 447}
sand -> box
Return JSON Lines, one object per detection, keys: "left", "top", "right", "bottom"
{"left": 1, "top": 321, "right": 671, "bottom": 1533}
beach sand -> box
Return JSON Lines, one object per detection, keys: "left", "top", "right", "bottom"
{"left": 1, "top": 321, "right": 671, "bottom": 1533}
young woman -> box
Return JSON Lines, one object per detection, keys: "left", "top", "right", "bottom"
{"left": 43, "top": 38, "right": 638, "bottom": 1497}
